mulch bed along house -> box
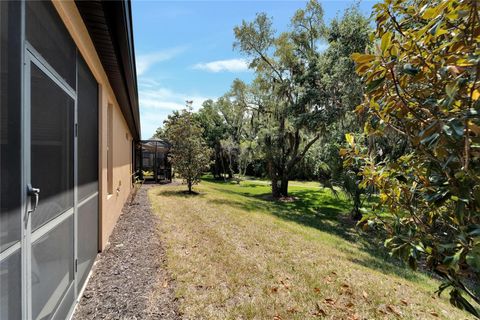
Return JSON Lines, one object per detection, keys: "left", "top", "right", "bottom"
{"left": 73, "top": 185, "right": 180, "bottom": 320}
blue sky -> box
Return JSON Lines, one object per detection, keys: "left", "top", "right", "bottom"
{"left": 132, "top": 0, "right": 376, "bottom": 139}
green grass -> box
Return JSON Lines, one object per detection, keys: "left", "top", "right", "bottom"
{"left": 149, "top": 178, "right": 473, "bottom": 319}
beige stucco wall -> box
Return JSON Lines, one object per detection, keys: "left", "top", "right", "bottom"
{"left": 52, "top": 0, "right": 134, "bottom": 250}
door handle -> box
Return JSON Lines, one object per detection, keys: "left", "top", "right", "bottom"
{"left": 27, "top": 184, "right": 40, "bottom": 213}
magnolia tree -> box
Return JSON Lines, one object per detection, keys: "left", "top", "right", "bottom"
{"left": 166, "top": 103, "right": 212, "bottom": 193}
{"left": 347, "top": 0, "right": 480, "bottom": 316}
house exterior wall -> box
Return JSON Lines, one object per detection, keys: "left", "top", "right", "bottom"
{"left": 52, "top": 0, "right": 134, "bottom": 251}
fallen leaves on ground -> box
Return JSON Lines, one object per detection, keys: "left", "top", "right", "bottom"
{"left": 362, "top": 291, "right": 369, "bottom": 300}
{"left": 347, "top": 313, "right": 360, "bottom": 320}
{"left": 149, "top": 183, "right": 475, "bottom": 320}
{"left": 386, "top": 304, "right": 402, "bottom": 317}
{"left": 280, "top": 279, "right": 290, "bottom": 290}
{"left": 286, "top": 307, "right": 298, "bottom": 314}
{"left": 313, "top": 302, "right": 327, "bottom": 317}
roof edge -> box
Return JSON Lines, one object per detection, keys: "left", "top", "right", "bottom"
{"left": 76, "top": 0, "right": 141, "bottom": 140}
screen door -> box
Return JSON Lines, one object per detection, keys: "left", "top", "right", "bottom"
{"left": 25, "top": 51, "right": 76, "bottom": 320}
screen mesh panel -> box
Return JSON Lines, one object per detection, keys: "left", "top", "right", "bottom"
{"left": 31, "top": 63, "right": 74, "bottom": 231}
{"left": 0, "top": 0, "right": 22, "bottom": 253}
{"left": 77, "top": 195, "right": 99, "bottom": 293}
{"left": 26, "top": 0, "right": 76, "bottom": 88}
{"left": 0, "top": 249, "right": 21, "bottom": 320}
{"left": 31, "top": 216, "right": 74, "bottom": 320}
{"left": 78, "top": 57, "right": 99, "bottom": 201}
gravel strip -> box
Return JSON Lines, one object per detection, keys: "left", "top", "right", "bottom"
{"left": 73, "top": 184, "right": 180, "bottom": 320}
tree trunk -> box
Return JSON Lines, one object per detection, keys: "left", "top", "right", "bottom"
{"left": 220, "top": 150, "right": 227, "bottom": 181}
{"left": 269, "top": 162, "right": 281, "bottom": 198}
{"left": 272, "top": 175, "right": 280, "bottom": 198}
{"left": 351, "top": 190, "right": 362, "bottom": 220}
{"left": 188, "top": 180, "right": 192, "bottom": 193}
{"left": 280, "top": 174, "right": 289, "bottom": 197}
{"left": 214, "top": 144, "right": 221, "bottom": 179}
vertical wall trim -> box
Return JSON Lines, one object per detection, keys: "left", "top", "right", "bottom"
{"left": 97, "top": 84, "right": 104, "bottom": 252}
{"left": 107, "top": 103, "right": 113, "bottom": 195}
{"left": 23, "top": 54, "right": 32, "bottom": 320}
{"left": 20, "top": 1, "right": 28, "bottom": 317}
{"left": 73, "top": 48, "right": 79, "bottom": 301}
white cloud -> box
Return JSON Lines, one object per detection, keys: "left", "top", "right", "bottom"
{"left": 139, "top": 86, "right": 210, "bottom": 111}
{"left": 138, "top": 78, "right": 215, "bottom": 138}
{"left": 136, "top": 47, "right": 186, "bottom": 76}
{"left": 193, "top": 58, "right": 250, "bottom": 73}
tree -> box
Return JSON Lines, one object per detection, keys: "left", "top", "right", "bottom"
{"left": 234, "top": 0, "right": 337, "bottom": 198}
{"left": 195, "top": 82, "right": 252, "bottom": 180}
{"left": 151, "top": 126, "right": 167, "bottom": 140}
{"left": 310, "top": 5, "right": 371, "bottom": 219}
{"left": 154, "top": 110, "right": 183, "bottom": 140}
{"left": 215, "top": 80, "right": 250, "bottom": 179}
{"left": 318, "top": 132, "right": 369, "bottom": 220}
{"left": 195, "top": 99, "right": 229, "bottom": 179}
{"left": 166, "top": 103, "right": 212, "bottom": 193}
{"left": 348, "top": 0, "right": 480, "bottom": 316}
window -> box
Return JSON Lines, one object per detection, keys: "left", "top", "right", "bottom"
{"left": 107, "top": 103, "right": 113, "bottom": 194}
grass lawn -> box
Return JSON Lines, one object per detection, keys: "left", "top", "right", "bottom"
{"left": 148, "top": 178, "right": 473, "bottom": 319}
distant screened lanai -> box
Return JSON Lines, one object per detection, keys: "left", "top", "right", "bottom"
{"left": 136, "top": 139, "right": 172, "bottom": 183}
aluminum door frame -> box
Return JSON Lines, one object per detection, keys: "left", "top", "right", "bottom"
{"left": 23, "top": 41, "right": 78, "bottom": 320}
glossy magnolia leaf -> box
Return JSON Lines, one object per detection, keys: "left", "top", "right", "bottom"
{"left": 420, "top": 132, "right": 440, "bottom": 147}
{"left": 351, "top": 53, "right": 376, "bottom": 64}
{"left": 403, "top": 63, "right": 420, "bottom": 75}
{"left": 467, "top": 225, "right": 480, "bottom": 237}
{"left": 466, "top": 246, "right": 480, "bottom": 272}
{"left": 444, "top": 248, "right": 463, "bottom": 271}
{"left": 449, "top": 289, "right": 480, "bottom": 318}
{"left": 345, "top": 133, "right": 354, "bottom": 146}
{"left": 449, "top": 120, "right": 465, "bottom": 137}
{"left": 380, "top": 31, "right": 392, "bottom": 53}
{"left": 472, "top": 89, "right": 479, "bottom": 101}
{"left": 443, "top": 121, "right": 464, "bottom": 139}
{"left": 390, "top": 44, "right": 399, "bottom": 57}
{"left": 445, "top": 83, "right": 458, "bottom": 98}
{"left": 442, "top": 125, "right": 453, "bottom": 136}
{"left": 366, "top": 77, "right": 385, "bottom": 93}
{"left": 422, "top": 6, "right": 438, "bottom": 19}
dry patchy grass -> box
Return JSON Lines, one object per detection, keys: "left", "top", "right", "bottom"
{"left": 149, "top": 180, "right": 473, "bottom": 320}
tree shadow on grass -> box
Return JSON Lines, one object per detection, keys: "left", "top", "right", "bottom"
{"left": 208, "top": 183, "right": 424, "bottom": 282}
{"left": 156, "top": 190, "right": 205, "bottom": 198}
{"left": 202, "top": 175, "right": 274, "bottom": 187}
